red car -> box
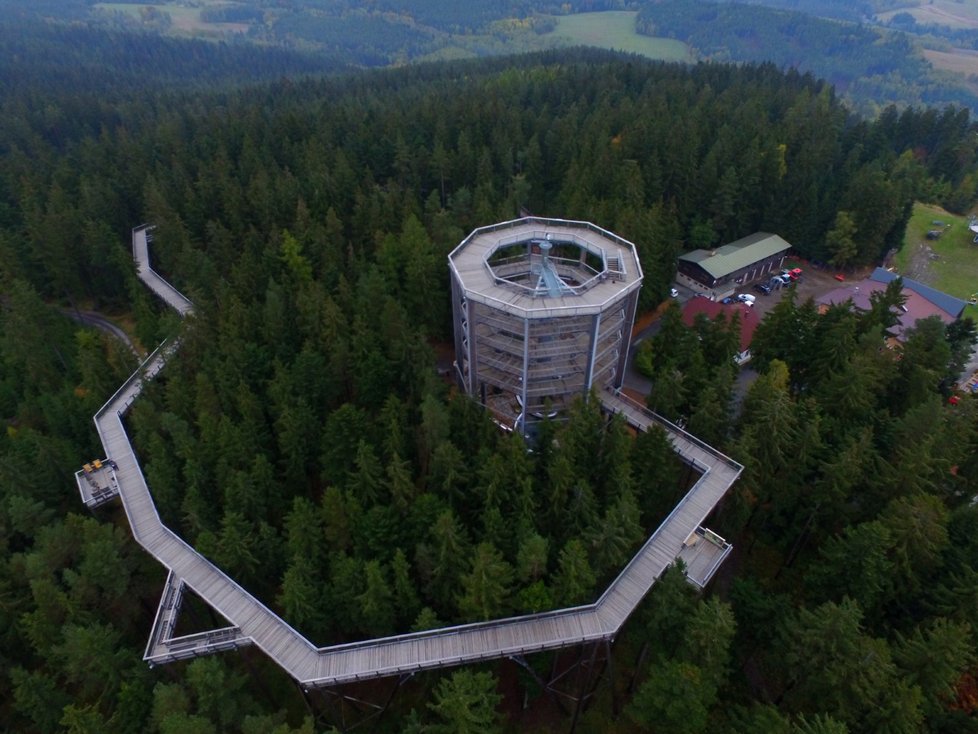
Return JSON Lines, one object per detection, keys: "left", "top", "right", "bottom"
{"left": 781, "top": 268, "right": 803, "bottom": 281}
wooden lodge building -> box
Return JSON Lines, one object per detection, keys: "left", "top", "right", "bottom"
{"left": 676, "top": 232, "right": 791, "bottom": 300}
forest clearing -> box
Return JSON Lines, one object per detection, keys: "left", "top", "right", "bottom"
{"left": 93, "top": 1, "right": 248, "bottom": 34}
{"left": 924, "top": 47, "right": 978, "bottom": 80}
{"left": 547, "top": 11, "right": 691, "bottom": 62}
{"left": 892, "top": 202, "right": 978, "bottom": 320}
{"left": 879, "top": 0, "right": 978, "bottom": 30}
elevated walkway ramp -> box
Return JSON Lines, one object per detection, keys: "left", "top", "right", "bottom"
{"left": 78, "top": 225, "right": 742, "bottom": 689}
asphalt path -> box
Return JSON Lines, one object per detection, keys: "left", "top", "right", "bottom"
{"left": 622, "top": 290, "right": 760, "bottom": 411}
{"left": 623, "top": 321, "right": 659, "bottom": 394}
{"left": 62, "top": 308, "right": 140, "bottom": 357}
{"left": 958, "top": 344, "right": 978, "bottom": 385}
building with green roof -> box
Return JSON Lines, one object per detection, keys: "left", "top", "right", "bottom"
{"left": 676, "top": 232, "right": 791, "bottom": 299}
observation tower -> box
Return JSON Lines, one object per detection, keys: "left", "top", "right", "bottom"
{"left": 449, "top": 217, "right": 643, "bottom": 437}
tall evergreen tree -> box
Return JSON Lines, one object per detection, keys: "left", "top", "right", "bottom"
{"left": 457, "top": 543, "right": 514, "bottom": 622}
{"left": 426, "top": 670, "right": 503, "bottom": 734}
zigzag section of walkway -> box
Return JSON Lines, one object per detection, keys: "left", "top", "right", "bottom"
{"left": 84, "top": 225, "right": 743, "bottom": 689}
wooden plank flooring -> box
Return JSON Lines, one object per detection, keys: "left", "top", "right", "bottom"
{"left": 84, "top": 227, "right": 744, "bottom": 688}
{"left": 131, "top": 226, "right": 194, "bottom": 317}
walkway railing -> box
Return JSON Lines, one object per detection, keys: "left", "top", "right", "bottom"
{"left": 600, "top": 386, "right": 743, "bottom": 473}
{"left": 80, "top": 224, "right": 742, "bottom": 689}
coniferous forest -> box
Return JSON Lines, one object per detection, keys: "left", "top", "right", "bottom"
{"left": 4, "top": 16, "right": 978, "bottom": 734}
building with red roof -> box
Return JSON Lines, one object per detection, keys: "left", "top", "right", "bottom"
{"left": 817, "top": 268, "right": 963, "bottom": 345}
{"left": 681, "top": 297, "right": 759, "bottom": 365}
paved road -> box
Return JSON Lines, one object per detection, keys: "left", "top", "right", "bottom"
{"left": 63, "top": 308, "right": 140, "bottom": 357}
{"left": 622, "top": 267, "right": 845, "bottom": 410}
{"left": 957, "top": 345, "right": 978, "bottom": 386}
{"left": 622, "top": 343, "right": 653, "bottom": 394}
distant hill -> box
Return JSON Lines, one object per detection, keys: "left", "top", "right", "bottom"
{"left": 3, "top": 0, "right": 978, "bottom": 114}
{"left": 717, "top": 0, "right": 877, "bottom": 23}
{"left": 0, "top": 19, "right": 345, "bottom": 98}
{"left": 637, "top": 0, "right": 978, "bottom": 115}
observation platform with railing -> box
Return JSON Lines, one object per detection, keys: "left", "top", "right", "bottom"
{"left": 448, "top": 217, "right": 643, "bottom": 318}
{"left": 78, "top": 224, "right": 742, "bottom": 689}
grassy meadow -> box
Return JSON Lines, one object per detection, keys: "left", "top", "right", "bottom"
{"left": 548, "top": 11, "right": 691, "bottom": 62}
{"left": 878, "top": 1, "right": 978, "bottom": 30}
{"left": 93, "top": 2, "right": 249, "bottom": 34}
{"left": 922, "top": 48, "right": 978, "bottom": 97}
{"left": 893, "top": 202, "right": 978, "bottom": 319}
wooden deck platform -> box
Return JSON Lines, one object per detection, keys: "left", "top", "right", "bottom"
{"left": 80, "top": 225, "right": 744, "bottom": 689}
{"left": 76, "top": 459, "right": 120, "bottom": 508}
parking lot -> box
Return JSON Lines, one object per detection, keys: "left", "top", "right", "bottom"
{"left": 753, "top": 264, "right": 851, "bottom": 317}
{"left": 673, "top": 263, "right": 850, "bottom": 320}
{"left": 624, "top": 263, "right": 853, "bottom": 397}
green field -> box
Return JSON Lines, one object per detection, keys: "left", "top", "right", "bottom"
{"left": 878, "top": 1, "right": 978, "bottom": 30}
{"left": 893, "top": 201, "right": 978, "bottom": 319}
{"left": 548, "top": 11, "right": 691, "bottom": 62}
{"left": 923, "top": 48, "right": 978, "bottom": 96}
{"left": 93, "top": 2, "right": 247, "bottom": 34}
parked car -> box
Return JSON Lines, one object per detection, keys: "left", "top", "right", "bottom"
{"left": 781, "top": 268, "right": 803, "bottom": 281}
{"left": 754, "top": 283, "right": 772, "bottom": 295}
{"left": 721, "top": 296, "right": 736, "bottom": 304}
{"left": 736, "top": 293, "right": 755, "bottom": 306}
{"left": 669, "top": 288, "right": 679, "bottom": 298}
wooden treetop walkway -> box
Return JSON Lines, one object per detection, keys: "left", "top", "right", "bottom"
{"left": 82, "top": 225, "right": 743, "bottom": 688}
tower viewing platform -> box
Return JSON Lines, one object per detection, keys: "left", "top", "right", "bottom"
{"left": 450, "top": 217, "right": 643, "bottom": 437}
{"left": 78, "top": 222, "right": 741, "bottom": 691}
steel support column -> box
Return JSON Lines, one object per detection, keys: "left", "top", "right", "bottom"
{"left": 300, "top": 673, "right": 415, "bottom": 733}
